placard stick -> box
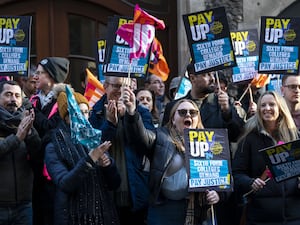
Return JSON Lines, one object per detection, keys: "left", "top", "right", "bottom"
{"left": 249, "top": 85, "right": 253, "bottom": 103}
{"left": 211, "top": 204, "right": 216, "bottom": 225}
{"left": 216, "top": 71, "right": 220, "bottom": 92}
{"left": 242, "top": 177, "right": 270, "bottom": 198}
{"left": 238, "top": 83, "right": 251, "bottom": 102}
{"left": 121, "top": 62, "right": 131, "bottom": 99}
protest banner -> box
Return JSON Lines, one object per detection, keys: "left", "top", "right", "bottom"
{"left": 231, "top": 29, "right": 259, "bottom": 83}
{"left": 184, "top": 128, "right": 233, "bottom": 192}
{"left": 104, "top": 15, "right": 150, "bottom": 78}
{"left": 0, "top": 16, "right": 31, "bottom": 77}
{"left": 259, "top": 140, "right": 300, "bottom": 182}
{"left": 266, "top": 74, "right": 283, "bottom": 93}
{"left": 182, "top": 7, "right": 236, "bottom": 74}
{"left": 96, "top": 39, "right": 106, "bottom": 83}
{"left": 258, "top": 16, "right": 300, "bottom": 74}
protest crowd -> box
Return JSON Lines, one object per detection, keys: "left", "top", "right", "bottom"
{"left": 1, "top": 4, "right": 300, "bottom": 225}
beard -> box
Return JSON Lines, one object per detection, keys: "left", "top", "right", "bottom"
{"left": 6, "top": 103, "right": 18, "bottom": 113}
{"left": 202, "top": 85, "right": 215, "bottom": 94}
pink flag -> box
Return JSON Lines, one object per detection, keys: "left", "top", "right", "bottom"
{"left": 116, "top": 4, "right": 165, "bottom": 62}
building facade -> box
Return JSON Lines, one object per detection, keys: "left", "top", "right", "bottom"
{"left": 0, "top": 0, "right": 299, "bottom": 92}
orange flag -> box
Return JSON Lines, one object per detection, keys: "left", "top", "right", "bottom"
{"left": 251, "top": 73, "right": 270, "bottom": 88}
{"left": 148, "top": 38, "right": 170, "bottom": 81}
{"left": 84, "top": 68, "right": 105, "bottom": 108}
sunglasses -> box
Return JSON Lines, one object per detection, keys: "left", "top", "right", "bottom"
{"left": 177, "top": 109, "right": 199, "bottom": 117}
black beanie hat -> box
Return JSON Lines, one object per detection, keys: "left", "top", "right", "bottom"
{"left": 39, "top": 57, "right": 70, "bottom": 83}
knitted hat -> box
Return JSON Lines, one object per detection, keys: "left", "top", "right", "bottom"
{"left": 57, "top": 91, "right": 89, "bottom": 119}
{"left": 39, "top": 57, "right": 70, "bottom": 83}
{"left": 169, "top": 76, "right": 181, "bottom": 91}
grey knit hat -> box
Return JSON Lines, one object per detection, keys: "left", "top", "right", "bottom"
{"left": 39, "top": 57, "right": 70, "bottom": 83}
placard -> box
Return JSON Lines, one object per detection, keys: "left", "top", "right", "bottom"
{"left": 231, "top": 29, "right": 259, "bottom": 82}
{"left": 104, "top": 15, "right": 150, "bottom": 78}
{"left": 96, "top": 39, "right": 106, "bottom": 83}
{"left": 182, "top": 7, "right": 236, "bottom": 74}
{"left": 258, "top": 16, "right": 300, "bottom": 74}
{"left": 184, "top": 128, "right": 233, "bottom": 192}
{"left": 259, "top": 140, "right": 300, "bottom": 182}
{"left": 0, "top": 16, "right": 31, "bottom": 76}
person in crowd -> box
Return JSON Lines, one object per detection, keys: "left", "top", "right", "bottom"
{"left": 16, "top": 65, "right": 38, "bottom": 100}
{"left": 30, "top": 57, "right": 70, "bottom": 225}
{"left": 44, "top": 85, "right": 121, "bottom": 225}
{"left": 162, "top": 63, "right": 245, "bottom": 225}
{"left": 232, "top": 91, "right": 300, "bottom": 225}
{"left": 89, "top": 76, "right": 154, "bottom": 225}
{"left": 162, "top": 63, "right": 244, "bottom": 143}
{"left": 122, "top": 87, "right": 222, "bottom": 225}
{"left": 0, "top": 80, "right": 41, "bottom": 225}
{"left": 281, "top": 74, "right": 300, "bottom": 129}
{"left": 145, "top": 73, "right": 170, "bottom": 121}
{"left": 169, "top": 76, "right": 181, "bottom": 100}
{"left": 135, "top": 88, "right": 160, "bottom": 127}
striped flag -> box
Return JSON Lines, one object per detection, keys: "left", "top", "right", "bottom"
{"left": 149, "top": 38, "right": 170, "bottom": 81}
{"left": 251, "top": 73, "right": 270, "bottom": 88}
{"left": 84, "top": 68, "right": 105, "bottom": 108}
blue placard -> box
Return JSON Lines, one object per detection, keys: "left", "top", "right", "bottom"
{"left": 258, "top": 16, "right": 300, "bottom": 74}
{"left": 0, "top": 16, "right": 32, "bottom": 76}
{"left": 182, "top": 7, "right": 236, "bottom": 74}
{"left": 184, "top": 128, "right": 233, "bottom": 192}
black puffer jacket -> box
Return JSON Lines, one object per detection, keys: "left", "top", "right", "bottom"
{"left": 233, "top": 130, "right": 300, "bottom": 225}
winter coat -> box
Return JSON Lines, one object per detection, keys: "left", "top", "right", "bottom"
{"left": 0, "top": 107, "right": 41, "bottom": 206}
{"left": 45, "top": 120, "right": 121, "bottom": 225}
{"left": 89, "top": 94, "right": 154, "bottom": 211}
{"left": 233, "top": 130, "right": 300, "bottom": 225}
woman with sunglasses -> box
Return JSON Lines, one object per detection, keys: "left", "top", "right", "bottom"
{"left": 122, "top": 86, "right": 221, "bottom": 225}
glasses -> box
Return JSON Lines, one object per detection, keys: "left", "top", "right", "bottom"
{"left": 177, "top": 109, "right": 199, "bottom": 117}
{"left": 284, "top": 84, "right": 300, "bottom": 91}
{"left": 34, "top": 71, "right": 47, "bottom": 76}
{"left": 107, "top": 82, "right": 122, "bottom": 90}
{"left": 80, "top": 110, "right": 90, "bottom": 115}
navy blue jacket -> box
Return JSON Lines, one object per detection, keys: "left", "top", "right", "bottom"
{"left": 89, "top": 94, "right": 155, "bottom": 211}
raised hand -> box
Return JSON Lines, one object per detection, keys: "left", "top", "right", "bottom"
{"left": 122, "top": 86, "right": 136, "bottom": 115}
{"left": 89, "top": 141, "right": 112, "bottom": 166}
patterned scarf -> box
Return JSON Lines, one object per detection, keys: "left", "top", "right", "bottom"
{"left": 38, "top": 90, "right": 54, "bottom": 109}
{"left": 184, "top": 192, "right": 212, "bottom": 225}
{"left": 52, "top": 122, "right": 119, "bottom": 225}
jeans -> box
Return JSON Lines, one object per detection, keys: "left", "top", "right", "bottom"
{"left": 0, "top": 202, "right": 32, "bottom": 225}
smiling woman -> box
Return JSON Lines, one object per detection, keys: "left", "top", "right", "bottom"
{"left": 233, "top": 90, "right": 300, "bottom": 225}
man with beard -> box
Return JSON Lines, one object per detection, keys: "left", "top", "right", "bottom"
{"left": 162, "top": 63, "right": 244, "bottom": 142}
{"left": 0, "top": 80, "right": 41, "bottom": 225}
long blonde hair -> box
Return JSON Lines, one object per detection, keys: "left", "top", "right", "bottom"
{"left": 238, "top": 91, "right": 299, "bottom": 143}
